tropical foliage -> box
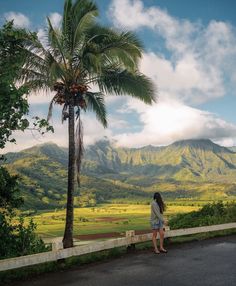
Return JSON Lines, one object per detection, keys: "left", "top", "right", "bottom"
{"left": 169, "top": 201, "right": 236, "bottom": 229}
{"left": 0, "top": 167, "right": 47, "bottom": 259}
{"left": 0, "top": 23, "right": 52, "bottom": 258}
{"left": 0, "top": 22, "right": 53, "bottom": 149}
{"left": 0, "top": 22, "right": 31, "bottom": 148}
{"left": 19, "top": 0, "right": 155, "bottom": 247}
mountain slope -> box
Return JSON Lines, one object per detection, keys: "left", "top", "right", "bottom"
{"left": 84, "top": 139, "right": 236, "bottom": 182}
{"left": 4, "top": 143, "right": 147, "bottom": 209}
{"left": 3, "top": 139, "right": 236, "bottom": 209}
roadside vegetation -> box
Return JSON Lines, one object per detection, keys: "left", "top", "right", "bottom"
{"left": 0, "top": 23, "right": 50, "bottom": 260}
{"left": 169, "top": 201, "right": 236, "bottom": 229}
{"left": 0, "top": 167, "right": 48, "bottom": 260}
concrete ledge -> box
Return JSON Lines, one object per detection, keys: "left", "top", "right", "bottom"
{"left": 1, "top": 222, "right": 235, "bottom": 272}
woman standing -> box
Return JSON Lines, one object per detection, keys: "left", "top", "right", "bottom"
{"left": 150, "top": 192, "right": 168, "bottom": 254}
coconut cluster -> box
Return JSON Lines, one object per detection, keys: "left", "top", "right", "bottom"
{"left": 53, "top": 82, "right": 87, "bottom": 108}
{"left": 69, "top": 83, "right": 88, "bottom": 94}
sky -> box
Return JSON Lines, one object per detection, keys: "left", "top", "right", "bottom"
{"left": 1, "top": 0, "right": 236, "bottom": 152}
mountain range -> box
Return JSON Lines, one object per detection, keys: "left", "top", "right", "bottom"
{"left": 3, "top": 139, "right": 236, "bottom": 209}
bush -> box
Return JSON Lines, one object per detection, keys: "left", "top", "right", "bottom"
{"left": 169, "top": 201, "right": 236, "bottom": 229}
{"left": 0, "top": 166, "right": 48, "bottom": 259}
{"left": 0, "top": 214, "right": 48, "bottom": 259}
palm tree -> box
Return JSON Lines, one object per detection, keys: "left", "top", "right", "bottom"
{"left": 20, "top": 0, "right": 156, "bottom": 248}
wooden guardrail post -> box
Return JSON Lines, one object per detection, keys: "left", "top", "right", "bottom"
{"left": 51, "top": 238, "right": 63, "bottom": 252}
{"left": 126, "top": 230, "right": 136, "bottom": 252}
{"left": 164, "top": 225, "right": 171, "bottom": 243}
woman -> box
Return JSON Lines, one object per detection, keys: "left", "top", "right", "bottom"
{"left": 150, "top": 192, "right": 167, "bottom": 254}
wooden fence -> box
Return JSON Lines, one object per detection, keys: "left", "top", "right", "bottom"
{"left": 0, "top": 222, "right": 235, "bottom": 272}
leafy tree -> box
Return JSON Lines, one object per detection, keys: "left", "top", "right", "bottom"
{"left": 0, "top": 22, "right": 53, "bottom": 258}
{"left": 0, "top": 21, "right": 53, "bottom": 149}
{"left": 0, "top": 22, "right": 31, "bottom": 148}
{"left": 0, "top": 166, "right": 23, "bottom": 212}
{"left": 0, "top": 167, "right": 47, "bottom": 259}
{"left": 19, "top": 0, "right": 155, "bottom": 248}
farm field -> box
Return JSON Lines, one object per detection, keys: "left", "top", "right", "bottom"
{"left": 24, "top": 203, "right": 201, "bottom": 239}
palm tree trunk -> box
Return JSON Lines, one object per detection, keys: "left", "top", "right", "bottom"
{"left": 63, "top": 100, "right": 75, "bottom": 248}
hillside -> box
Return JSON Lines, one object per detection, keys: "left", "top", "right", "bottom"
{"left": 2, "top": 139, "right": 236, "bottom": 209}
{"left": 84, "top": 139, "right": 236, "bottom": 182}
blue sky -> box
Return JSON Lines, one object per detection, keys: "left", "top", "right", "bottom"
{"left": 1, "top": 0, "right": 236, "bottom": 152}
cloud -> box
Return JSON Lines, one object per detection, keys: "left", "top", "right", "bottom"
{"left": 109, "top": 0, "right": 196, "bottom": 52}
{"left": 27, "top": 90, "right": 54, "bottom": 105}
{"left": 109, "top": 0, "right": 236, "bottom": 105}
{"left": 113, "top": 98, "right": 236, "bottom": 147}
{"left": 37, "top": 28, "right": 47, "bottom": 45}
{"left": 36, "top": 13, "right": 62, "bottom": 47}
{"left": 48, "top": 12, "right": 62, "bottom": 28}
{"left": 1, "top": 106, "right": 111, "bottom": 154}
{"left": 4, "top": 12, "right": 30, "bottom": 28}
{"left": 140, "top": 52, "right": 224, "bottom": 104}
{"left": 3, "top": 97, "right": 236, "bottom": 153}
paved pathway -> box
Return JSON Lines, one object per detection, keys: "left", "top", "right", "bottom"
{"left": 10, "top": 235, "right": 236, "bottom": 286}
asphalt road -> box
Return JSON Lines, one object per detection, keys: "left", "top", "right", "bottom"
{"left": 10, "top": 235, "right": 236, "bottom": 286}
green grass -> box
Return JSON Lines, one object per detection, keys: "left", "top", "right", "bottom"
{"left": 23, "top": 203, "right": 200, "bottom": 238}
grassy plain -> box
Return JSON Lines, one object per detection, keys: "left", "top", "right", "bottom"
{"left": 25, "top": 202, "right": 202, "bottom": 238}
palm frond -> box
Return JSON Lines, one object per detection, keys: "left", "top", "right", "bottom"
{"left": 95, "top": 69, "right": 156, "bottom": 104}
{"left": 62, "top": 0, "right": 98, "bottom": 59}
{"left": 23, "top": 79, "right": 52, "bottom": 93}
{"left": 47, "top": 94, "right": 58, "bottom": 121}
{"left": 78, "top": 26, "right": 143, "bottom": 73}
{"left": 18, "top": 35, "right": 66, "bottom": 90}
{"left": 86, "top": 92, "right": 107, "bottom": 127}
{"left": 47, "top": 17, "right": 67, "bottom": 68}
{"left": 72, "top": 0, "right": 98, "bottom": 50}
{"left": 62, "top": 0, "right": 73, "bottom": 40}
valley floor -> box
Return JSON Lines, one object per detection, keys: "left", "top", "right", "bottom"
{"left": 23, "top": 203, "right": 202, "bottom": 239}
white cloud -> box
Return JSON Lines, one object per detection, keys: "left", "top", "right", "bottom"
{"left": 83, "top": 115, "right": 112, "bottom": 145}
{"left": 37, "top": 28, "right": 47, "bottom": 45}
{"left": 3, "top": 97, "right": 236, "bottom": 153}
{"left": 214, "top": 138, "right": 236, "bottom": 147}
{"left": 48, "top": 12, "right": 62, "bottom": 28}
{"left": 114, "top": 98, "right": 236, "bottom": 147}
{"left": 104, "top": 0, "right": 236, "bottom": 148}
{"left": 1, "top": 106, "right": 111, "bottom": 154}
{"left": 109, "top": 0, "right": 196, "bottom": 54}
{"left": 109, "top": 117, "right": 129, "bottom": 129}
{"left": 110, "top": 0, "right": 236, "bottom": 105}
{"left": 4, "top": 12, "right": 30, "bottom": 28}
{"left": 36, "top": 12, "right": 62, "bottom": 48}
{"left": 27, "top": 90, "right": 54, "bottom": 105}
{"left": 140, "top": 52, "right": 224, "bottom": 104}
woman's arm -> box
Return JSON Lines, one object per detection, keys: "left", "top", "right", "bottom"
{"left": 152, "top": 203, "right": 164, "bottom": 221}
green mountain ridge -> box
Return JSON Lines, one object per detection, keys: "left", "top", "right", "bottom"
{"left": 83, "top": 139, "right": 236, "bottom": 182}
{"left": 2, "top": 139, "right": 236, "bottom": 209}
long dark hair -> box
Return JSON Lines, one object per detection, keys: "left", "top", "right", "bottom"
{"left": 153, "top": 192, "right": 165, "bottom": 214}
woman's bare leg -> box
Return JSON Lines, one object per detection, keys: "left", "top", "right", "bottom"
{"left": 152, "top": 230, "right": 160, "bottom": 253}
{"left": 158, "top": 228, "right": 166, "bottom": 251}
